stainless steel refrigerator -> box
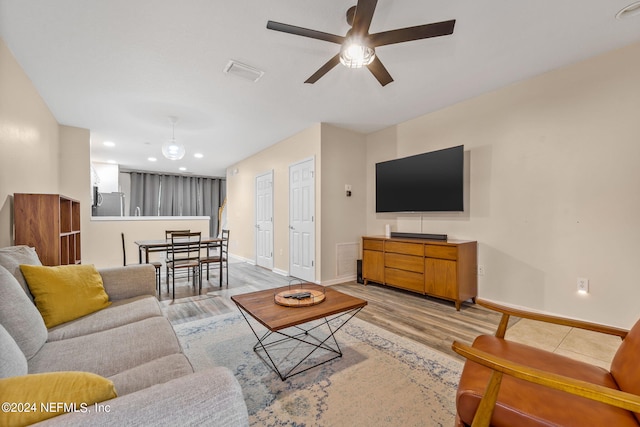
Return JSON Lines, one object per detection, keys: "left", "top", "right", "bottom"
{"left": 93, "top": 192, "right": 125, "bottom": 216}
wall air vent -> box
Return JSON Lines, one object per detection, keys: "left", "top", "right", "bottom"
{"left": 223, "top": 60, "right": 264, "bottom": 83}
{"left": 336, "top": 242, "right": 358, "bottom": 278}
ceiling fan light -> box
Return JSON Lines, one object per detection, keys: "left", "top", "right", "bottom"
{"left": 162, "top": 139, "right": 185, "bottom": 160}
{"left": 340, "top": 42, "right": 375, "bottom": 69}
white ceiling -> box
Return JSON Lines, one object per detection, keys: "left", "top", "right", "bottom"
{"left": 1, "top": 1, "right": 640, "bottom": 177}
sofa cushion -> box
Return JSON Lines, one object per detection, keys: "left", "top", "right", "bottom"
{"left": 47, "top": 295, "right": 163, "bottom": 341}
{"left": 28, "top": 316, "right": 183, "bottom": 378}
{"left": 99, "top": 264, "right": 157, "bottom": 301}
{"left": 0, "top": 265, "right": 48, "bottom": 360}
{"left": 0, "top": 245, "right": 41, "bottom": 302}
{"left": 20, "top": 264, "right": 111, "bottom": 328}
{"left": 39, "top": 368, "right": 249, "bottom": 427}
{"left": 457, "top": 335, "right": 638, "bottom": 427}
{"left": 0, "top": 324, "right": 28, "bottom": 378}
{"left": 108, "top": 353, "right": 194, "bottom": 396}
{"left": 0, "top": 371, "right": 117, "bottom": 426}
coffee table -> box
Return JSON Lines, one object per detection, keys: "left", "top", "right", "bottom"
{"left": 231, "top": 285, "right": 367, "bottom": 380}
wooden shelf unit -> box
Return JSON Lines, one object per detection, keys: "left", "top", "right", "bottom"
{"left": 14, "top": 193, "right": 81, "bottom": 266}
{"left": 362, "top": 235, "right": 477, "bottom": 310}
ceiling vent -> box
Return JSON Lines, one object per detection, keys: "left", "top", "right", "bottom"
{"left": 223, "top": 60, "right": 264, "bottom": 83}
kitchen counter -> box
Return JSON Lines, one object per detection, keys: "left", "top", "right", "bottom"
{"left": 91, "top": 216, "right": 210, "bottom": 221}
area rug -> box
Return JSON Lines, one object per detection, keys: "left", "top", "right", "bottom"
{"left": 174, "top": 312, "right": 463, "bottom": 426}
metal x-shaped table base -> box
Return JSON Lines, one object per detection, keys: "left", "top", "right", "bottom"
{"left": 236, "top": 306, "right": 364, "bottom": 381}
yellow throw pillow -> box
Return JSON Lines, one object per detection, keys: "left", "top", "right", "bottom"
{"left": 0, "top": 371, "right": 117, "bottom": 426}
{"left": 19, "top": 264, "right": 111, "bottom": 328}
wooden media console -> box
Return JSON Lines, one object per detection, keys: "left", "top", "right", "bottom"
{"left": 362, "top": 235, "right": 477, "bottom": 310}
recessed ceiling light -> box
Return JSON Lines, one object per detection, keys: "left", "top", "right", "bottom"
{"left": 616, "top": 1, "right": 640, "bottom": 19}
{"left": 148, "top": 157, "right": 157, "bottom": 162}
{"left": 194, "top": 153, "right": 204, "bottom": 159}
{"left": 107, "top": 160, "right": 117, "bottom": 164}
{"left": 179, "top": 167, "right": 187, "bottom": 171}
{"left": 104, "top": 141, "right": 115, "bottom": 147}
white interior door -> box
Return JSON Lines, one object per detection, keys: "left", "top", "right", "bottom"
{"left": 256, "top": 171, "right": 274, "bottom": 269}
{"left": 289, "top": 158, "right": 315, "bottom": 282}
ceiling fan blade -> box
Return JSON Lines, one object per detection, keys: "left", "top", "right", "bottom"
{"left": 304, "top": 54, "right": 341, "bottom": 84}
{"left": 369, "top": 19, "right": 456, "bottom": 47}
{"left": 352, "top": 0, "right": 378, "bottom": 36}
{"left": 367, "top": 56, "right": 394, "bottom": 86}
{"left": 267, "top": 21, "right": 345, "bottom": 44}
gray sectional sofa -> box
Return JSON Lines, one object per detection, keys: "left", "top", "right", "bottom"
{"left": 0, "top": 245, "right": 249, "bottom": 426}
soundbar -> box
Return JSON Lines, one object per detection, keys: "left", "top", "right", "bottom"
{"left": 389, "top": 232, "right": 448, "bottom": 241}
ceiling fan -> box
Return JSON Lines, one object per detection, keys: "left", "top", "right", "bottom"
{"left": 266, "top": 0, "right": 456, "bottom": 86}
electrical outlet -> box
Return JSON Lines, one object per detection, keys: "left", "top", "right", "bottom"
{"left": 577, "top": 277, "right": 589, "bottom": 294}
{"left": 477, "top": 265, "right": 485, "bottom": 276}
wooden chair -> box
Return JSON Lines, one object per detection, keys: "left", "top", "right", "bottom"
{"left": 121, "top": 232, "right": 161, "bottom": 295}
{"left": 200, "top": 229, "right": 229, "bottom": 287}
{"left": 451, "top": 299, "right": 640, "bottom": 427}
{"left": 166, "top": 231, "right": 201, "bottom": 300}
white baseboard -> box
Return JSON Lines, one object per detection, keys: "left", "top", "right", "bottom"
{"left": 227, "top": 257, "right": 356, "bottom": 287}
{"left": 229, "top": 253, "right": 255, "bottom": 265}
{"left": 272, "top": 268, "right": 289, "bottom": 277}
{"left": 228, "top": 254, "right": 288, "bottom": 277}
{"left": 321, "top": 275, "right": 357, "bottom": 286}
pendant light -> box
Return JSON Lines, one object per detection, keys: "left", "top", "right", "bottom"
{"left": 161, "top": 116, "right": 185, "bottom": 160}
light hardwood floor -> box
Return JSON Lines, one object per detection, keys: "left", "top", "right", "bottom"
{"left": 160, "top": 260, "right": 509, "bottom": 360}
{"left": 160, "top": 260, "right": 620, "bottom": 363}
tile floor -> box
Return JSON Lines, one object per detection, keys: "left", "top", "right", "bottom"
{"left": 505, "top": 319, "right": 622, "bottom": 369}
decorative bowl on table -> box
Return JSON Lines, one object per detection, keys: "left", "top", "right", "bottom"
{"left": 274, "top": 282, "right": 326, "bottom": 307}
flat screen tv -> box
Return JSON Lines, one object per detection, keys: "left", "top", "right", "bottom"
{"left": 376, "top": 145, "right": 464, "bottom": 212}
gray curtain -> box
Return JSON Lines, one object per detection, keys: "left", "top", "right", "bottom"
{"left": 129, "top": 172, "right": 225, "bottom": 236}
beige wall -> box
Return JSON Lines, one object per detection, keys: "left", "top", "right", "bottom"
{"left": 320, "top": 124, "right": 367, "bottom": 283}
{"left": 227, "top": 124, "right": 322, "bottom": 275}
{"left": 59, "top": 125, "right": 92, "bottom": 263}
{"left": 366, "top": 41, "right": 640, "bottom": 328}
{"left": 0, "top": 38, "right": 60, "bottom": 247}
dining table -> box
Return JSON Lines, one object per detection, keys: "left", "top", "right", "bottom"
{"left": 134, "top": 236, "right": 223, "bottom": 264}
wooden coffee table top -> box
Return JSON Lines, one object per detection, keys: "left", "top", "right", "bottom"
{"left": 231, "top": 285, "right": 367, "bottom": 331}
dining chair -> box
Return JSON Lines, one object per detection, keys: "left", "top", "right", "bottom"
{"left": 200, "top": 229, "right": 230, "bottom": 287}
{"left": 166, "top": 231, "right": 202, "bottom": 300}
{"left": 164, "top": 229, "right": 191, "bottom": 291}
{"left": 121, "top": 232, "right": 161, "bottom": 295}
